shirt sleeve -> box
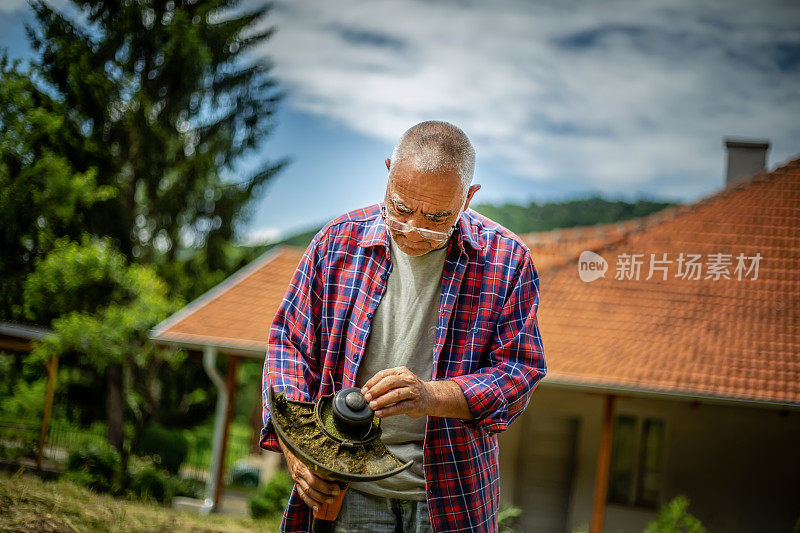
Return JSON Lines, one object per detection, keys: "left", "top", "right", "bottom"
{"left": 259, "top": 238, "right": 326, "bottom": 453}
{"left": 450, "top": 251, "right": 546, "bottom": 435}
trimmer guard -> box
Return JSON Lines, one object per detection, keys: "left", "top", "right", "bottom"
{"left": 268, "top": 386, "right": 413, "bottom": 482}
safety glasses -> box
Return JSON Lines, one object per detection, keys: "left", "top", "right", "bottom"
{"left": 380, "top": 204, "right": 456, "bottom": 242}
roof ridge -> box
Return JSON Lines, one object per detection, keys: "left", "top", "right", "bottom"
{"left": 149, "top": 245, "right": 299, "bottom": 340}
{"left": 685, "top": 152, "right": 800, "bottom": 209}
{"left": 526, "top": 204, "right": 685, "bottom": 273}
{"left": 542, "top": 152, "right": 800, "bottom": 275}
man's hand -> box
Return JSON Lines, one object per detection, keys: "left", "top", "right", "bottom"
{"left": 277, "top": 435, "right": 341, "bottom": 513}
{"left": 360, "top": 366, "right": 434, "bottom": 418}
{"left": 361, "top": 366, "right": 474, "bottom": 420}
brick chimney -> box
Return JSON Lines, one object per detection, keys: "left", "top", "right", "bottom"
{"left": 724, "top": 138, "right": 770, "bottom": 187}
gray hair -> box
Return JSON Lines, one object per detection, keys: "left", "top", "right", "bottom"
{"left": 389, "top": 121, "right": 475, "bottom": 193}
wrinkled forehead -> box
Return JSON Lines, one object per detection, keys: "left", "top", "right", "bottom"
{"left": 386, "top": 163, "right": 465, "bottom": 212}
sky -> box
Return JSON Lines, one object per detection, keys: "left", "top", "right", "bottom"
{"left": 2, "top": 0, "right": 799, "bottom": 243}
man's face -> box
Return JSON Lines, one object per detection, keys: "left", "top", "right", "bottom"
{"left": 383, "top": 159, "right": 474, "bottom": 257}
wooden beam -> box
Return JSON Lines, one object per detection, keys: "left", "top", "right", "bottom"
{"left": 0, "top": 337, "right": 32, "bottom": 352}
{"left": 36, "top": 353, "right": 59, "bottom": 470}
{"left": 591, "top": 394, "right": 615, "bottom": 533}
{"left": 213, "top": 355, "right": 239, "bottom": 508}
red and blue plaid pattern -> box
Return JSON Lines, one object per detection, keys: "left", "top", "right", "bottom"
{"left": 261, "top": 203, "right": 546, "bottom": 532}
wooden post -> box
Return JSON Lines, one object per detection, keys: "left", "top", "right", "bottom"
{"left": 591, "top": 394, "right": 615, "bottom": 533}
{"left": 36, "top": 353, "right": 59, "bottom": 470}
{"left": 213, "top": 355, "right": 239, "bottom": 509}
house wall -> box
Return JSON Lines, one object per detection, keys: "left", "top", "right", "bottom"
{"left": 499, "top": 384, "right": 800, "bottom": 532}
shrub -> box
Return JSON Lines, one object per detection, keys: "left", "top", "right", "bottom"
{"left": 231, "top": 460, "right": 261, "bottom": 488}
{"left": 129, "top": 464, "right": 171, "bottom": 503}
{"left": 0, "top": 424, "right": 37, "bottom": 462}
{"left": 126, "top": 461, "right": 203, "bottom": 504}
{"left": 65, "top": 443, "right": 120, "bottom": 493}
{"left": 249, "top": 470, "right": 293, "bottom": 520}
{"left": 133, "top": 423, "right": 189, "bottom": 475}
{"left": 644, "top": 495, "right": 705, "bottom": 533}
{"left": 173, "top": 476, "right": 204, "bottom": 499}
{"left": 498, "top": 505, "right": 522, "bottom": 533}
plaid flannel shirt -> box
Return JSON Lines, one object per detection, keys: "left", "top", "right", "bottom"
{"left": 260, "top": 203, "right": 546, "bottom": 532}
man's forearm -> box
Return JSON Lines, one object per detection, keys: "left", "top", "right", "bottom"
{"left": 426, "top": 379, "right": 473, "bottom": 420}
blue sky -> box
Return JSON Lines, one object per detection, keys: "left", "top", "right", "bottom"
{"left": 2, "top": 0, "right": 799, "bottom": 242}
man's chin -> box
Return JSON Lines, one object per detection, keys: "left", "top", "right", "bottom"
{"left": 393, "top": 237, "right": 429, "bottom": 256}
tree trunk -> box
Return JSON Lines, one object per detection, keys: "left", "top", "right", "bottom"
{"left": 106, "top": 363, "right": 125, "bottom": 458}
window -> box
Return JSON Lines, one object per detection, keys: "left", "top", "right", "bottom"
{"left": 607, "top": 415, "right": 664, "bottom": 508}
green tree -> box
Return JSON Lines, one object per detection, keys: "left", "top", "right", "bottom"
{"left": 0, "top": 55, "right": 115, "bottom": 321}
{"left": 26, "top": 0, "right": 285, "bottom": 297}
{"left": 24, "top": 236, "right": 182, "bottom": 461}
{"left": 0, "top": 0, "right": 285, "bottom": 455}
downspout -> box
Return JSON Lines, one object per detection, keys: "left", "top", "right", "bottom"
{"left": 203, "top": 345, "right": 228, "bottom": 512}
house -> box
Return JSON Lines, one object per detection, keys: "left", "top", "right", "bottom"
{"left": 506, "top": 148, "right": 800, "bottom": 532}
{"left": 151, "top": 145, "right": 799, "bottom": 530}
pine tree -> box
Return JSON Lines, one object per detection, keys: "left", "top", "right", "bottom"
{"left": 27, "top": 0, "right": 285, "bottom": 296}
{"left": 0, "top": 55, "right": 114, "bottom": 320}
{"left": 4, "top": 0, "right": 284, "bottom": 456}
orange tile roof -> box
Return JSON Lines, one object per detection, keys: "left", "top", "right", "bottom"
{"left": 539, "top": 157, "right": 800, "bottom": 405}
{"left": 150, "top": 246, "right": 305, "bottom": 356}
{"left": 151, "top": 158, "right": 800, "bottom": 405}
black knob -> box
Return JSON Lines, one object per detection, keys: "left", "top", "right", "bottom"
{"left": 332, "top": 387, "right": 373, "bottom": 436}
{"left": 345, "top": 391, "right": 367, "bottom": 410}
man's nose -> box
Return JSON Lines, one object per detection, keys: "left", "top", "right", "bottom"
{"left": 404, "top": 216, "right": 427, "bottom": 238}
{"left": 405, "top": 227, "right": 426, "bottom": 242}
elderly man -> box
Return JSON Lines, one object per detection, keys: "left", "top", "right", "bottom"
{"left": 261, "top": 121, "right": 546, "bottom": 532}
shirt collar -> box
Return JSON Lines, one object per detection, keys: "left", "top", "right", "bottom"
{"left": 358, "top": 204, "right": 389, "bottom": 248}
{"left": 358, "top": 203, "right": 482, "bottom": 253}
{"left": 455, "top": 209, "right": 481, "bottom": 252}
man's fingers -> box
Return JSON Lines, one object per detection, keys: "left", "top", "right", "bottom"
{"left": 292, "top": 465, "right": 344, "bottom": 512}
{"left": 362, "top": 368, "right": 413, "bottom": 400}
{"left": 297, "top": 475, "right": 335, "bottom": 505}
{"left": 283, "top": 446, "right": 341, "bottom": 511}
{"left": 303, "top": 470, "right": 341, "bottom": 497}
{"left": 364, "top": 376, "right": 403, "bottom": 401}
{"left": 375, "top": 399, "right": 413, "bottom": 418}
{"left": 362, "top": 366, "right": 411, "bottom": 393}
{"left": 291, "top": 460, "right": 340, "bottom": 496}
{"left": 368, "top": 386, "right": 414, "bottom": 410}
{"left": 296, "top": 485, "right": 323, "bottom": 512}
{"left": 361, "top": 367, "right": 399, "bottom": 392}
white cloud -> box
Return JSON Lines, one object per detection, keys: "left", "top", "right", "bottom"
{"left": 251, "top": 0, "right": 800, "bottom": 199}
{"left": 0, "top": 0, "right": 28, "bottom": 14}
{"left": 1, "top": 0, "right": 70, "bottom": 14}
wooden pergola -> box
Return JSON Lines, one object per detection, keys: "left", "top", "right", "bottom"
{"left": 0, "top": 321, "right": 57, "bottom": 470}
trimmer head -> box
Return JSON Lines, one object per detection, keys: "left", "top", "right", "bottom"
{"left": 268, "top": 386, "right": 413, "bottom": 482}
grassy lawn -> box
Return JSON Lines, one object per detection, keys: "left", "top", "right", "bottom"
{"left": 0, "top": 470, "right": 281, "bottom": 532}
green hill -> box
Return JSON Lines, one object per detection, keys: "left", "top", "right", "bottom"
{"left": 471, "top": 197, "right": 675, "bottom": 235}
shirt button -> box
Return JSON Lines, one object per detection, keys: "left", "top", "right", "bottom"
{"left": 367, "top": 312, "right": 374, "bottom": 319}
{"left": 380, "top": 273, "right": 388, "bottom": 280}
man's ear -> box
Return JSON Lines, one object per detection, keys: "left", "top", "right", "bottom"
{"left": 385, "top": 158, "right": 391, "bottom": 171}
{"left": 463, "top": 184, "right": 481, "bottom": 211}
